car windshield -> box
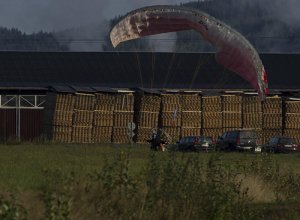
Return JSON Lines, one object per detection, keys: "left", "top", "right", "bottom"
{"left": 279, "top": 138, "right": 296, "bottom": 144}
{"left": 179, "top": 136, "right": 212, "bottom": 143}
{"left": 199, "top": 137, "right": 212, "bottom": 143}
{"left": 240, "top": 131, "right": 256, "bottom": 139}
{"left": 179, "top": 137, "right": 194, "bottom": 143}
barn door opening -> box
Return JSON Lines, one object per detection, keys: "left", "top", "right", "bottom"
{"left": 0, "top": 94, "right": 45, "bottom": 142}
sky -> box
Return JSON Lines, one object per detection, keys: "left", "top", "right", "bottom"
{"left": 0, "top": 0, "right": 191, "bottom": 33}
{"left": 0, "top": 0, "right": 299, "bottom": 33}
{"left": 0, "top": 0, "right": 299, "bottom": 52}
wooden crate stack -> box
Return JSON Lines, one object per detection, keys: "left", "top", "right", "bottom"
{"left": 52, "top": 94, "right": 75, "bottom": 143}
{"left": 92, "top": 93, "right": 115, "bottom": 143}
{"left": 202, "top": 96, "right": 222, "bottom": 140}
{"left": 112, "top": 92, "right": 134, "bottom": 143}
{"left": 160, "top": 94, "right": 181, "bottom": 143}
{"left": 181, "top": 93, "right": 202, "bottom": 137}
{"left": 135, "top": 93, "right": 161, "bottom": 143}
{"left": 242, "top": 95, "right": 263, "bottom": 144}
{"left": 222, "top": 95, "right": 242, "bottom": 133}
{"left": 284, "top": 100, "right": 300, "bottom": 143}
{"left": 262, "top": 96, "right": 282, "bottom": 144}
{"left": 242, "top": 96, "right": 262, "bottom": 128}
{"left": 72, "top": 93, "right": 95, "bottom": 143}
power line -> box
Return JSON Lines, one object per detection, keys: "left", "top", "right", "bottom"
{"left": 2, "top": 35, "right": 300, "bottom": 43}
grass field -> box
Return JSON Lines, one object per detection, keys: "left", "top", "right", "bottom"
{"left": 1, "top": 143, "right": 300, "bottom": 219}
{"left": 0, "top": 143, "right": 150, "bottom": 190}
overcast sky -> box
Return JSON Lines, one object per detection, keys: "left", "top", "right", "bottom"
{"left": 0, "top": 0, "right": 300, "bottom": 33}
{"left": 0, "top": 0, "right": 192, "bottom": 33}
{"left": 0, "top": 0, "right": 299, "bottom": 52}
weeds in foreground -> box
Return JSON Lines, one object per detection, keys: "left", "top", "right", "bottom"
{"left": 0, "top": 194, "right": 27, "bottom": 220}
{"left": 41, "top": 169, "right": 76, "bottom": 220}
{"left": 1, "top": 151, "right": 300, "bottom": 219}
{"left": 87, "top": 152, "right": 260, "bottom": 219}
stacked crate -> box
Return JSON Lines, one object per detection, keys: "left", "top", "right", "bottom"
{"left": 160, "top": 94, "right": 182, "bottom": 143}
{"left": 112, "top": 92, "right": 134, "bottom": 143}
{"left": 202, "top": 96, "right": 222, "bottom": 140}
{"left": 242, "top": 95, "right": 263, "bottom": 144}
{"left": 135, "top": 93, "right": 161, "bottom": 143}
{"left": 242, "top": 96, "right": 262, "bottom": 128}
{"left": 52, "top": 94, "right": 75, "bottom": 143}
{"left": 92, "top": 93, "right": 115, "bottom": 143}
{"left": 262, "top": 96, "right": 282, "bottom": 144}
{"left": 72, "top": 93, "right": 95, "bottom": 143}
{"left": 222, "top": 95, "right": 242, "bottom": 133}
{"left": 284, "top": 100, "right": 300, "bottom": 143}
{"left": 181, "top": 93, "right": 202, "bottom": 137}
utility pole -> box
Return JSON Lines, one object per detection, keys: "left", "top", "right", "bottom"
{"left": 16, "top": 95, "right": 21, "bottom": 141}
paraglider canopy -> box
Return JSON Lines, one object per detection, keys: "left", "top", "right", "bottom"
{"left": 110, "top": 5, "right": 268, "bottom": 100}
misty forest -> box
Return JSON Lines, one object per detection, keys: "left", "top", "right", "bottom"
{"left": 0, "top": 0, "right": 300, "bottom": 53}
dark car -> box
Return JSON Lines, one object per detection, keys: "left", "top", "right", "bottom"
{"left": 262, "top": 136, "right": 299, "bottom": 153}
{"left": 216, "top": 129, "right": 258, "bottom": 151}
{"left": 177, "top": 136, "right": 215, "bottom": 152}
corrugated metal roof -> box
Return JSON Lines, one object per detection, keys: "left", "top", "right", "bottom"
{"left": 0, "top": 86, "right": 47, "bottom": 91}
{"left": 92, "top": 86, "right": 117, "bottom": 93}
{"left": 50, "top": 85, "right": 75, "bottom": 93}
{"left": 70, "top": 86, "right": 95, "bottom": 93}
{"left": 135, "top": 88, "right": 161, "bottom": 95}
{"left": 115, "top": 88, "right": 135, "bottom": 93}
{"left": 0, "top": 51, "right": 299, "bottom": 90}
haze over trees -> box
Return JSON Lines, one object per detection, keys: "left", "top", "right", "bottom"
{"left": 0, "top": 27, "right": 67, "bottom": 51}
{"left": 0, "top": 0, "right": 299, "bottom": 52}
{"left": 103, "top": 0, "right": 300, "bottom": 53}
{"left": 173, "top": 0, "right": 300, "bottom": 53}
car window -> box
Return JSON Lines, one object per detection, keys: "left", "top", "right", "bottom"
{"left": 240, "top": 131, "right": 256, "bottom": 138}
{"left": 189, "top": 137, "right": 195, "bottom": 142}
{"left": 179, "top": 138, "right": 188, "bottom": 144}
{"left": 180, "top": 137, "right": 196, "bottom": 143}
{"left": 199, "top": 136, "right": 212, "bottom": 143}
{"left": 279, "top": 138, "right": 295, "bottom": 144}
{"left": 228, "top": 132, "right": 237, "bottom": 139}
{"left": 270, "top": 138, "right": 277, "bottom": 145}
{"left": 221, "top": 132, "right": 228, "bottom": 139}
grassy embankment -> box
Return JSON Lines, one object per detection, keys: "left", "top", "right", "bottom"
{"left": 1, "top": 143, "right": 300, "bottom": 219}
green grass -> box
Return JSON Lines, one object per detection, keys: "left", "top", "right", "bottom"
{"left": 1, "top": 143, "right": 300, "bottom": 219}
{"left": 0, "top": 143, "right": 150, "bottom": 191}
{"left": 1, "top": 143, "right": 300, "bottom": 191}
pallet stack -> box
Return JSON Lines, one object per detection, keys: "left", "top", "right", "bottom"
{"left": 180, "top": 93, "right": 202, "bottom": 137}
{"left": 202, "top": 96, "right": 222, "bottom": 140}
{"left": 242, "top": 96, "right": 262, "bottom": 128}
{"left": 160, "top": 94, "right": 182, "bottom": 143}
{"left": 242, "top": 95, "right": 263, "bottom": 144}
{"left": 92, "top": 93, "right": 115, "bottom": 143}
{"left": 262, "top": 96, "right": 282, "bottom": 144}
{"left": 112, "top": 92, "right": 134, "bottom": 143}
{"left": 72, "top": 93, "right": 95, "bottom": 143}
{"left": 52, "top": 94, "right": 75, "bottom": 143}
{"left": 284, "top": 100, "right": 300, "bottom": 143}
{"left": 222, "top": 95, "right": 242, "bottom": 133}
{"left": 135, "top": 93, "right": 161, "bottom": 143}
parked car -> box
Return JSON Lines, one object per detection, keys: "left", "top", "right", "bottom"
{"left": 177, "top": 136, "right": 215, "bottom": 152}
{"left": 262, "top": 136, "right": 299, "bottom": 153}
{"left": 216, "top": 129, "right": 258, "bottom": 152}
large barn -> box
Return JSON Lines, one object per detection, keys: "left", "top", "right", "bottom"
{"left": 0, "top": 51, "right": 299, "bottom": 144}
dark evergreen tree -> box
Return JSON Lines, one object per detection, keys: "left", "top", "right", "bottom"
{"left": 0, "top": 27, "right": 68, "bottom": 51}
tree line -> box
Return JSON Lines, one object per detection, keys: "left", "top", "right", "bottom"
{"left": 0, "top": 0, "right": 299, "bottom": 53}
{"left": 0, "top": 27, "right": 67, "bottom": 51}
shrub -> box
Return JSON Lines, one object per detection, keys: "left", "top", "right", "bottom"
{"left": 0, "top": 194, "right": 27, "bottom": 220}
